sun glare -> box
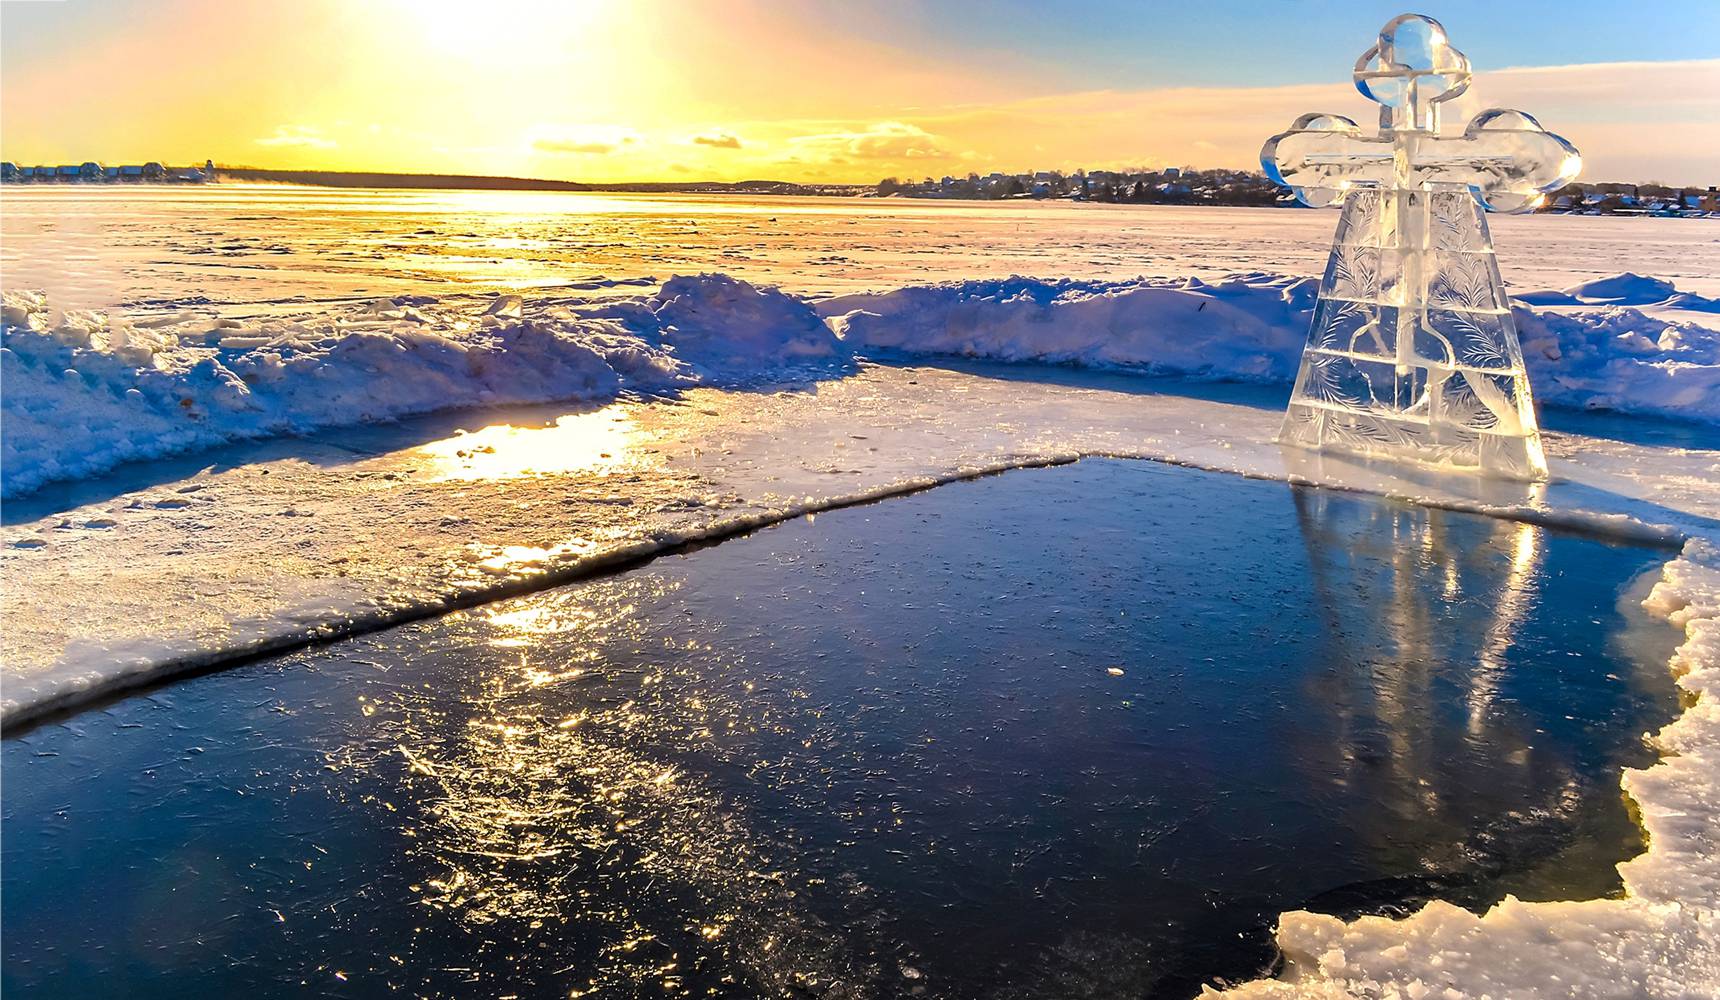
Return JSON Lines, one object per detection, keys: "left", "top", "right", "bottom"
{"left": 415, "top": 406, "right": 643, "bottom": 483}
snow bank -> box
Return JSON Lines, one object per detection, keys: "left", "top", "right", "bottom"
{"left": 1214, "top": 538, "right": 1720, "bottom": 999}
{"left": 6, "top": 271, "right": 1717, "bottom": 499}
{"left": 1517, "top": 271, "right": 1720, "bottom": 313}
{"left": 824, "top": 273, "right": 1316, "bottom": 381}
{"left": 1, "top": 275, "right": 846, "bottom": 498}
{"left": 822, "top": 274, "right": 1720, "bottom": 425}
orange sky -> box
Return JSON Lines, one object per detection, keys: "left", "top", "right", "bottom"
{"left": 3, "top": 0, "right": 1716, "bottom": 184}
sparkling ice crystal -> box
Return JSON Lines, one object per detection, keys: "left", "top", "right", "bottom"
{"left": 1263, "top": 13, "right": 1581, "bottom": 480}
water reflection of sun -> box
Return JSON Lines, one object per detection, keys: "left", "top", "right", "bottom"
{"left": 344, "top": 575, "right": 852, "bottom": 995}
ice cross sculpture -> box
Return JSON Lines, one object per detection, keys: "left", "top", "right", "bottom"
{"left": 1262, "top": 13, "right": 1580, "bottom": 480}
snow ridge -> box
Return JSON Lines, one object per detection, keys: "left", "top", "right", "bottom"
{"left": 5, "top": 271, "right": 1717, "bottom": 500}
{"left": 822, "top": 272, "right": 1720, "bottom": 425}
{"left": 1, "top": 276, "right": 848, "bottom": 498}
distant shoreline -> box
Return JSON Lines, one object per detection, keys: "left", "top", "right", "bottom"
{"left": 194, "top": 170, "right": 1720, "bottom": 218}
{"left": 9, "top": 166, "right": 1709, "bottom": 218}
{"left": 216, "top": 168, "right": 871, "bottom": 197}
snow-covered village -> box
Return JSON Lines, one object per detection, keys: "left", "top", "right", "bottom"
{"left": 2, "top": 4, "right": 1717, "bottom": 999}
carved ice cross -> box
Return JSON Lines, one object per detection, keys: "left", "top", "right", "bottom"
{"left": 1263, "top": 13, "right": 1581, "bottom": 480}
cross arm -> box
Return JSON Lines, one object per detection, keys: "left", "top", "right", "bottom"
{"left": 1260, "top": 113, "right": 1395, "bottom": 208}
{"left": 1261, "top": 109, "right": 1581, "bottom": 213}
{"left": 1415, "top": 109, "right": 1582, "bottom": 212}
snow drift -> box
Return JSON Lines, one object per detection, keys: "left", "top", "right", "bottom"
{"left": 5, "top": 271, "right": 1717, "bottom": 498}
{"left": 1, "top": 276, "right": 847, "bottom": 498}
{"left": 1515, "top": 270, "right": 1720, "bottom": 313}
{"left": 822, "top": 272, "right": 1720, "bottom": 425}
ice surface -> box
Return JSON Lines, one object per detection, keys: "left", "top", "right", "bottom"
{"left": 1263, "top": 14, "right": 1585, "bottom": 481}
{"left": 6, "top": 357, "right": 1716, "bottom": 720}
{"left": 7, "top": 188, "right": 1716, "bottom": 312}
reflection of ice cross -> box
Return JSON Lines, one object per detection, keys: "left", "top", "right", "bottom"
{"left": 1262, "top": 14, "right": 1582, "bottom": 481}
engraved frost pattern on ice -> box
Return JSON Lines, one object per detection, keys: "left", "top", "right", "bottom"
{"left": 1262, "top": 14, "right": 1582, "bottom": 480}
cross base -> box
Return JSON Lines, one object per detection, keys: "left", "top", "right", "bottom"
{"left": 1276, "top": 187, "right": 1548, "bottom": 481}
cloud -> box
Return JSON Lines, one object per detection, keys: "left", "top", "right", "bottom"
{"left": 860, "top": 59, "right": 1720, "bottom": 184}
{"left": 788, "top": 121, "right": 947, "bottom": 160}
{"left": 692, "top": 132, "right": 742, "bottom": 149}
{"left": 532, "top": 126, "right": 640, "bottom": 156}
{"left": 254, "top": 125, "right": 335, "bottom": 150}
{"left": 535, "top": 139, "right": 623, "bottom": 154}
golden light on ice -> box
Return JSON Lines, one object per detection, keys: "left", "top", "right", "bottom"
{"left": 416, "top": 404, "right": 641, "bottom": 482}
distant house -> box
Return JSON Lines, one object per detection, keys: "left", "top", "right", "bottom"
{"left": 4, "top": 157, "right": 209, "bottom": 185}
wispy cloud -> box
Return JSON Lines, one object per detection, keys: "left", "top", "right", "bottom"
{"left": 531, "top": 126, "right": 640, "bottom": 156}
{"left": 254, "top": 124, "right": 335, "bottom": 149}
{"left": 788, "top": 121, "right": 948, "bottom": 160}
{"left": 692, "top": 132, "right": 743, "bottom": 149}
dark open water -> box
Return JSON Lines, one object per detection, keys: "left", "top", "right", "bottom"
{"left": 1, "top": 459, "right": 1680, "bottom": 999}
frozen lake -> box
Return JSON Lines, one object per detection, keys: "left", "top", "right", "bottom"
{"left": 4, "top": 185, "right": 1717, "bottom": 999}
{"left": 5, "top": 186, "right": 1718, "bottom": 309}
{"left": 2, "top": 460, "right": 1682, "bottom": 999}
